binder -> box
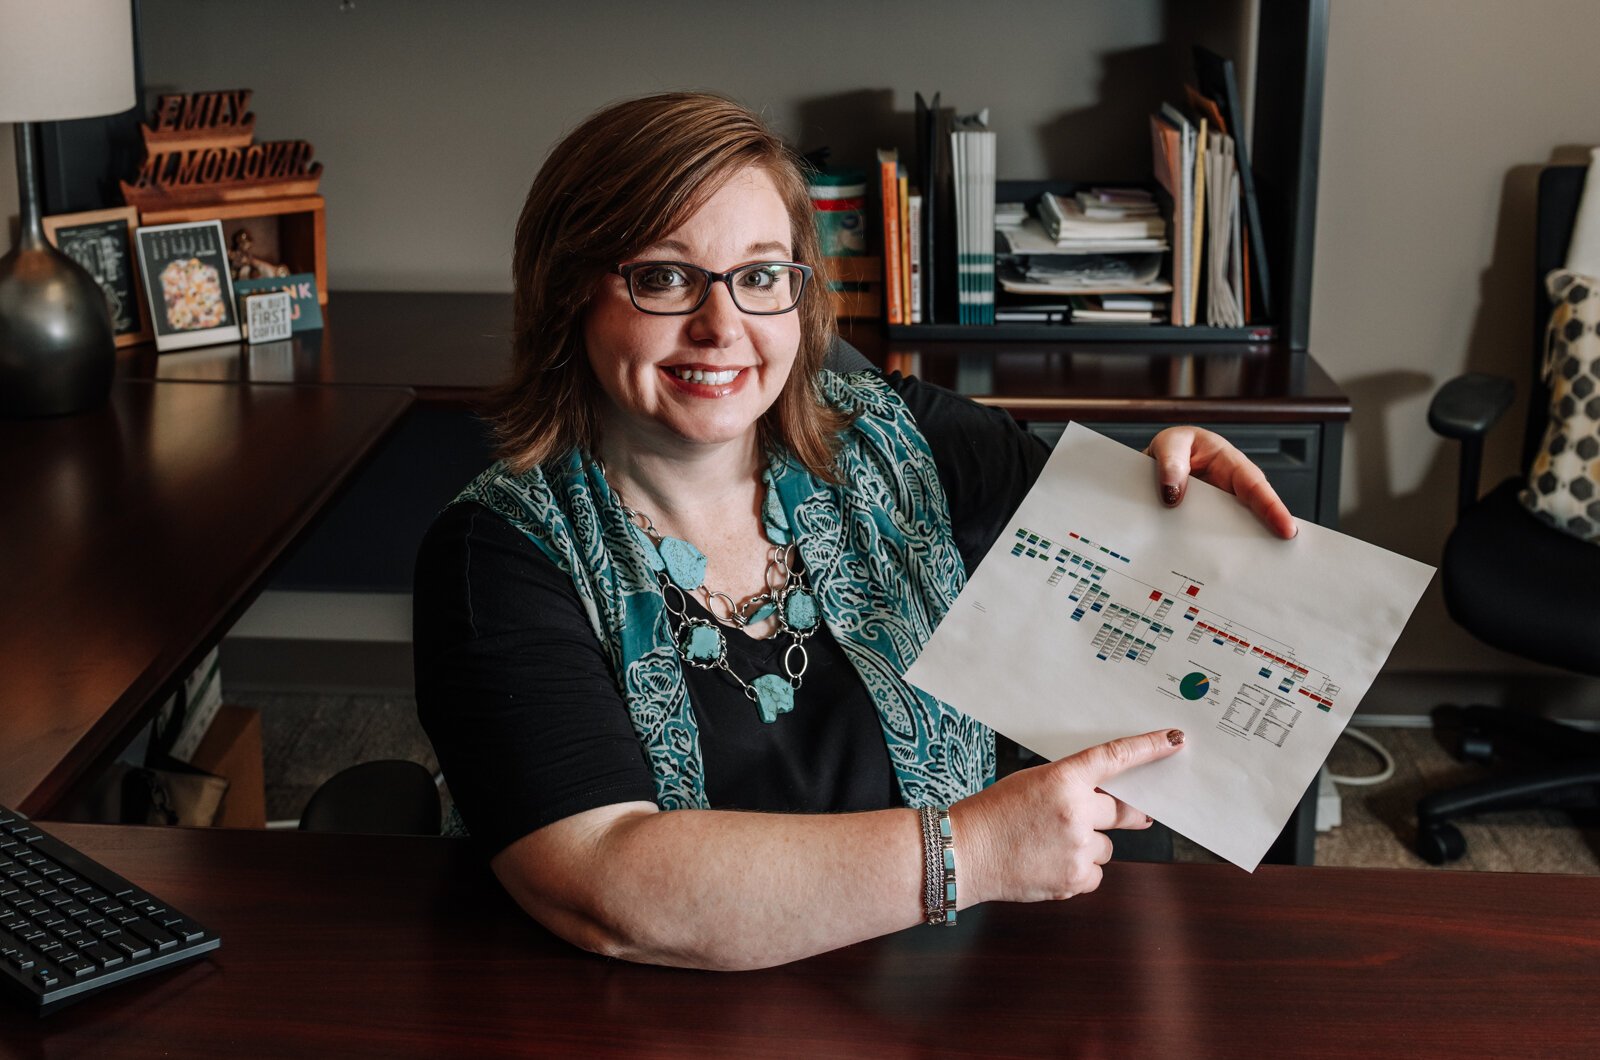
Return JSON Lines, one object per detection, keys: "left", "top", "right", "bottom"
{"left": 915, "top": 91, "right": 954, "bottom": 324}
{"left": 1194, "top": 45, "right": 1273, "bottom": 322}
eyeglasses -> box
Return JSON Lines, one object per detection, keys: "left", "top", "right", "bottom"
{"left": 612, "top": 260, "right": 813, "bottom": 316}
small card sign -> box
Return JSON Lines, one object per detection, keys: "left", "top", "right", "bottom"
{"left": 233, "top": 273, "right": 323, "bottom": 331}
{"left": 245, "top": 291, "right": 293, "bottom": 344}
{"left": 134, "top": 219, "right": 243, "bottom": 352}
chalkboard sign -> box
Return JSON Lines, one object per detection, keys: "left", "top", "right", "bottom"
{"left": 43, "top": 206, "right": 152, "bottom": 347}
{"left": 135, "top": 219, "right": 244, "bottom": 352}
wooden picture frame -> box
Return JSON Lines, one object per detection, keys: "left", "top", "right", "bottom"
{"left": 134, "top": 219, "right": 244, "bottom": 352}
{"left": 42, "top": 206, "right": 154, "bottom": 347}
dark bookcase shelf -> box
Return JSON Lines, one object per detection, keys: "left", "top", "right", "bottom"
{"left": 887, "top": 323, "right": 1277, "bottom": 344}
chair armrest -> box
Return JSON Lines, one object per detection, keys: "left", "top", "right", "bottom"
{"left": 1428, "top": 373, "right": 1517, "bottom": 515}
{"left": 1428, "top": 373, "right": 1515, "bottom": 440}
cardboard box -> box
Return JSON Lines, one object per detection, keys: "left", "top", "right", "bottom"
{"left": 189, "top": 705, "right": 266, "bottom": 828}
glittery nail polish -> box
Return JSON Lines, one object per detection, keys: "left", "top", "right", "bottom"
{"left": 1162, "top": 484, "right": 1181, "bottom": 506}
{"left": 1167, "top": 729, "right": 1185, "bottom": 746}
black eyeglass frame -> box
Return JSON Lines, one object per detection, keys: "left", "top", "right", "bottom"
{"left": 611, "top": 260, "right": 814, "bottom": 316}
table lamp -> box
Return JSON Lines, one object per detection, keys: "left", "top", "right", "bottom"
{"left": 0, "top": 0, "right": 136, "bottom": 417}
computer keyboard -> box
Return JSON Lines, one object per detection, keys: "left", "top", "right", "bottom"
{"left": 0, "top": 805, "right": 220, "bottom": 1015}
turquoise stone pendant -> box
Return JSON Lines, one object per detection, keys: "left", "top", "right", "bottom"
{"left": 783, "top": 589, "right": 818, "bottom": 631}
{"left": 679, "top": 622, "right": 724, "bottom": 664}
{"left": 629, "top": 523, "right": 665, "bottom": 572}
{"left": 658, "top": 536, "right": 707, "bottom": 590}
{"left": 750, "top": 673, "right": 795, "bottom": 724}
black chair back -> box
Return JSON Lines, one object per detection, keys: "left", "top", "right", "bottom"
{"left": 1526, "top": 166, "right": 1588, "bottom": 469}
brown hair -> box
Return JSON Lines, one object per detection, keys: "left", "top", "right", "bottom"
{"left": 487, "top": 92, "right": 849, "bottom": 478}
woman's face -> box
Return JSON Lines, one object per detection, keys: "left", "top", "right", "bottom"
{"left": 583, "top": 165, "right": 802, "bottom": 455}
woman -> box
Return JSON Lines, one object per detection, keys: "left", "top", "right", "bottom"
{"left": 414, "top": 93, "right": 1295, "bottom": 971}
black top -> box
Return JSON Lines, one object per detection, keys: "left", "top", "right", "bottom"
{"left": 413, "top": 374, "right": 1050, "bottom": 855}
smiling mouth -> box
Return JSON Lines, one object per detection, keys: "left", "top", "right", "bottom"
{"left": 666, "top": 366, "right": 743, "bottom": 385}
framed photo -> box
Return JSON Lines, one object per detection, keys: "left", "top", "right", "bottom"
{"left": 42, "top": 206, "right": 153, "bottom": 347}
{"left": 134, "top": 219, "right": 244, "bottom": 351}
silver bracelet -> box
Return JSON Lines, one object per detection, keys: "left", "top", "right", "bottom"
{"left": 918, "top": 805, "right": 957, "bottom": 927}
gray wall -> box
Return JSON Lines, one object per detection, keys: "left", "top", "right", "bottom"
{"left": 1313, "top": 0, "right": 1600, "bottom": 710}
{"left": 134, "top": 0, "right": 1248, "bottom": 289}
{"left": 8, "top": 2, "right": 1599, "bottom": 709}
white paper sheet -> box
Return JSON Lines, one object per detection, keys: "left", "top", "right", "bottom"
{"left": 904, "top": 424, "right": 1434, "bottom": 870}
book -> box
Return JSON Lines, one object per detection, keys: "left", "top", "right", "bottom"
{"left": 876, "top": 148, "right": 903, "bottom": 324}
{"left": 898, "top": 169, "right": 911, "bottom": 324}
{"left": 908, "top": 193, "right": 923, "bottom": 324}
{"left": 914, "top": 90, "right": 954, "bottom": 325}
{"left": 1150, "top": 108, "right": 1189, "bottom": 324}
{"left": 1190, "top": 117, "right": 1207, "bottom": 327}
{"left": 951, "top": 111, "right": 996, "bottom": 324}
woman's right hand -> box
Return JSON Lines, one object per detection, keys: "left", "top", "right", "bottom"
{"left": 952, "top": 729, "right": 1186, "bottom": 906}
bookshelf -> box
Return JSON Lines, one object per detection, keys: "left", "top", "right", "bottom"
{"left": 878, "top": 0, "right": 1327, "bottom": 352}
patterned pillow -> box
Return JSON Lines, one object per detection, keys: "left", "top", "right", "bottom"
{"left": 1520, "top": 269, "right": 1600, "bottom": 542}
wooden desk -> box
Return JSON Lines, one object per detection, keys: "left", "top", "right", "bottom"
{"left": 0, "top": 381, "right": 413, "bottom": 816}
{"left": 116, "top": 291, "right": 513, "bottom": 403}
{"left": 4, "top": 824, "right": 1596, "bottom": 1056}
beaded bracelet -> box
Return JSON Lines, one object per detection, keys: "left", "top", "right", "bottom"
{"left": 918, "top": 806, "right": 957, "bottom": 927}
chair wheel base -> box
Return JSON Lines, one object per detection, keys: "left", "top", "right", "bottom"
{"left": 1416, "top": 822, "right": 1466, "bottom": 865}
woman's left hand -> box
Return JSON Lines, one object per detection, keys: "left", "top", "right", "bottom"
{"left": 1145, "top": 427, "right": 1297, "bottom": 540}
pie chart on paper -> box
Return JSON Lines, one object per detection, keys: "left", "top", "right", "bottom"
{"left": 1179, "top": 672, "right": 1211, "bottom": 701}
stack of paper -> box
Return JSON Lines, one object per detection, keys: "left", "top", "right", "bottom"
{"left": 951, "top": 111, "right": 996, "bottom": 325}
{"left": 1204, "top": 133, "right": 1245, "bottom": 327}
{"left": 996, "top": 218, "right": 1171, "bottom": 297}
{"left": 1038, "top": 191, "right": 1165, "bottom": 249}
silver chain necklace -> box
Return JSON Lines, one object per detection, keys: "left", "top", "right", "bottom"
{"left": 616, "top": 499, "right": 819, "bottom": 724}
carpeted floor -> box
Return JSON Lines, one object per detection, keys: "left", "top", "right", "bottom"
{"left": 246, "top": 690, "right": 1600, "bottom": 874}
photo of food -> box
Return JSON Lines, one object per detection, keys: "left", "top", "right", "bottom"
{"left": 158, "top": 257, "right": 229, "bottom": 331}
{"left": 134, "top": 220, "right": 243, "bottom": 351}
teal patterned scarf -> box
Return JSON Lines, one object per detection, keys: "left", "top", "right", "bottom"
{"left": 453, "top": 369, "right": 994, "bottom": 809}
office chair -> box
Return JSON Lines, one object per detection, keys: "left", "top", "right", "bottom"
{"left": 1415, "top": 164, "right": 1600, "bottom": 864}
{"left": 299, "top": 760, "right": 441, "bottom": 836}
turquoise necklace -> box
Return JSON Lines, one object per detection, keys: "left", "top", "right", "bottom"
{"left": 617, "top": 470, "right": 820, "bottom": 724}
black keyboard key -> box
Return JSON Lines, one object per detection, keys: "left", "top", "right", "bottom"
{"left": 5, "top": 952, "right": 34, "bottom": 972}
{"left": 124, "top": 918, "right": 178, "bottom": 953}
{"left": 111, "top": 936, "right": 150, "bottom": 961}
{"left": 10, "top": 898, "right": 42, "bottom": 918}
{"left": 17, "top": 853, "right": 46, "bottom": 868}
{"left": 34, "top": 910, "right": 65, "bottom": 929}
{"left": 80, "top": 942, "right": 122, "bottom": 970}
{"left": 162, "top": 918, "right": 207, "bottom": 943}
{"left": 62, "top": 902, "right": 89, "bottom": 919}
{"left": 32, "top": 970, "right": 59, "bottom": 989}
{"left": 1, "top": 913, "right": 27, "bottom": 932}
{"left": 56, "top": 953, "right": 95, "bottom": 979}
{"left": 35, "top": 940, "right": 63, "bottom": 959}
{"left": 16, "top": 927, "right": 46, "bottom": 946}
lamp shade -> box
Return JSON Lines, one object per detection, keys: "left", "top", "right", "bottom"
{"left": 0, "top": 0, "right": 136, "bottom": 122}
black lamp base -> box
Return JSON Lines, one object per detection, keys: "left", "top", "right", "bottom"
{"left": 0, "top": 239, "right": 116, "bottom": 418}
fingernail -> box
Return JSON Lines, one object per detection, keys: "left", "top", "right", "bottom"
{"left": 1161, "top": 485, "right": 1181, "bottom": 506}
{"left": 1167, "top": 729, "right": 1185, "bottom": 746}
{"left": 1145, "top": 815, "right": 1153, "bottom": 824}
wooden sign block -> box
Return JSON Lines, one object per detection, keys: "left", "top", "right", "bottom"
{"left": 122, "top": 89, "right": 323, "bottom": 210}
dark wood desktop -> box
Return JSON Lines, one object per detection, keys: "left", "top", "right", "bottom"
{"left": 3, "top": 822, "right": 1596, "bottom": 1056}
{"left": 0, "top": 380, "right": 413, "bottom": 816}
